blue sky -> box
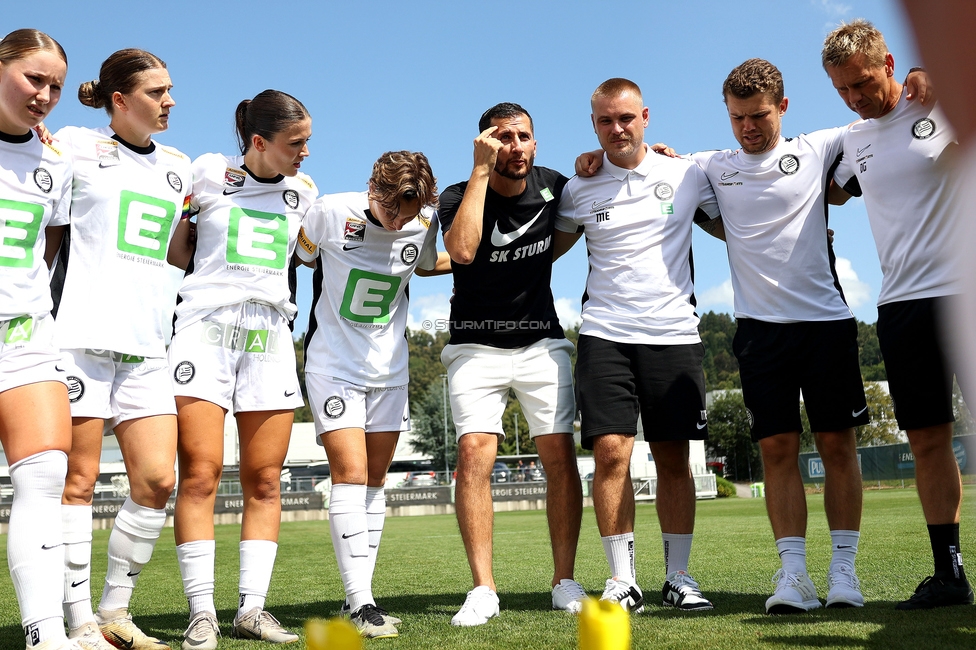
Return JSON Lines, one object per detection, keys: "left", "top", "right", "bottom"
{"left": 14, "top": 0, "right": 919, "bottom": 334}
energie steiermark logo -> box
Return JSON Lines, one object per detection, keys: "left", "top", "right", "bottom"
{"left": 227, "top": 208, "right": 288, "bottom": 269}
{"left": 116, "top": 190, "right": 177, "bottom": 261}
{"left": 0, "top": 200, "right": 44, "bottom": 268}
{"left": 340, "top": 269, "right": 402, "bottom": 324}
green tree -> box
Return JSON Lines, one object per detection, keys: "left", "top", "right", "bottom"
{"left": 409, "top": 376, "right": 457, "bottom": 470}
{"left": 698, "top": 311, "right": 740, "bottom": 390}
{"left": 406, "top": 328, "right": 450, "bottom": 409}
{"left": 855, "top": 382, "right": 900, "bottom": 446}
{"left": 706, "top": 391, "right": 761, "bottom": 482}
{"left": 857, "top": 320, "right": 886, "bottom": 381}
{"left": 293, "top": 334, "right": 312, "bottom": 422}
{"left": 953, "top": 381, "right": 975, "bottom": 436}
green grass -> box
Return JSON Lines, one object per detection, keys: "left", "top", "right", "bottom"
{"left": 2, "top": 489, "right": 976, "bottom": 649}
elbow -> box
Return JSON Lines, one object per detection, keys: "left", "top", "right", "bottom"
{"left": 450, "top": 251, "right": 475, "bottom": 265}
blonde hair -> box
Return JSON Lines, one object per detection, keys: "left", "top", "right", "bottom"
{"left": 591, "top": 78, "right": 642, "bottom": 108}
{"left": 369, "top": 151, "right": 438, "bottom": 216}
{"left": 0, "top": 28, "right": 66, "bottom": 65}
{"left": 822, "top": 19, "right": 889, "bottom": 69}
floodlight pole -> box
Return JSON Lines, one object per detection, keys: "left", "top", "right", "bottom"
{"left": 514, "top": 411, "right": 520, "bottom": 456}
{"left": 441, "top": 373, "right": 449, "bottom": 481}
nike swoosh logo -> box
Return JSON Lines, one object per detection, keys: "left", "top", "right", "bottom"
{"left": 284, "top": 390, "right": 296, "bottom": 397}
{"left": 591, "top": 198, "right": 613, "bottom": 210}
{"left": 696, "top": 421, "right": 707, "bottom": 430}
{"left": 856, "top": 145, "right": 871, "bottom": 156}
{"left": 490, "top": 207, "right": 545, "bottom": 247}
{"left": 836, "top": 545, "right": 854, "bottom": 549}
{"left": 341, "top": 531, "right": 365, "bottom": 539}
{"left": 223, "top": 188, "right": 242, "bottom": 195}
{"left": 55, "top": 365, "right": 65, "bottom": 372}
{"left": 852, "top": 406, "right": 868, "bottom": 417}
{"left": 342, "top": 244, "right": 361, "bottom": 251}
{"left": 402, "top": 416, "right": 408, "bottom": 422}
{"left": 71, "top": 579, "right": 89, "bottom": 587}
{"left": 720, "top": 171, "right": 739, "bottom": 181}
{"left": 126, "top": 570, "right": 141, "bottom": 577}
{"left": 108, "top": 631, "right": 134, "bottom": 650}
{"left": 41, "top": 543, "right": 62, "bottom": 550}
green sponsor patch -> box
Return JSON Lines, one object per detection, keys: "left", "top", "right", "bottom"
{"left": 0, "top": 200, "right": 44, "bottom": 268}
{"left": 339, "top": 269, "right": 401, "bottom": 324}
{"left": 116, "top": 191, "right": 177, "bottom": 260}
{"left": 4, "top": 316, "right": 33, "bottom": 343}
{"left": 227, "top": 208, "right": 288, "bottom": 269}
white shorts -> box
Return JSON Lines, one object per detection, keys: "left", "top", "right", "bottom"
{"left": 441, "top": 338, "right": 575, "bottom": 439}
{"left": 168, "top": 302, "right": 303, "bottom": 413}
{"left": 0, "top": 314, "right": 68, "bottom": 394}
{"left": 306, "top": 372, "right": 409, "bottom": 438}
{"left": 61, "top": 348, "right": 175, "bottom": 423}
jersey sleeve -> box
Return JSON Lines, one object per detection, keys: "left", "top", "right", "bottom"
{"left": 416, "top": 210, "right": 439, "bottom": 271}
{"left": 807, "top": 126, "right": 848, "bottom": 169}
{"left": 554, "top": 179, "right": 581, "bottom": 233}
{"left": 832, "top": 132, "right": 862, "bottom": 197}
{"left": 296, "top": 197, "right": 327, "bottom": 263}
{"left": 49, "top": 148, "right": 73, "bottom": 227}
{"left": 189, "top": 153, "right": 219, "bottom": 213}
{"left": 689, "top": 152, "right": 722, "bottom": 222}
{"left": 437, "top": 183, "right": 465, "bottom": 234}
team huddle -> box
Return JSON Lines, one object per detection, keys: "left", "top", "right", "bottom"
{"left": 0, "top": 16, "right": 971, "bottom": 650}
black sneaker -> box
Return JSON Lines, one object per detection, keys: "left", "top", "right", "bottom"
{"left": 350, "top": 604, "right": 398, "bottom": 638}
{"left": 895, "top": 576, "right": 975, "bottom": 610}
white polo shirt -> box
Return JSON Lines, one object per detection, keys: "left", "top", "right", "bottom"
{"left": 834, "top": 91, "right": 959, "bottom": 305}
{"left": 556, "top": 145, "right": 719, "bottom": 345}
{"left": 693, "top": 129, "right": 853, "bottom": 323}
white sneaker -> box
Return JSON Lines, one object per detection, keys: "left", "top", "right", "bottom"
{"left": 96, "top": 608, "right": 168, "bottom": 649}
{"left": 662, "top": 571, "right": 714, "bottom": 611}
{"left": 350, "top": 604, "right": 398, "bottom": 638}
{"left": 181, "top": 612, "right": 219, "bottom": 650}
{"left": 826, "top": 565, "right": 864, "bottom": 608}
{"left": 68, "top": 622, "right": 116, "bottom": 650}
{"left": 600, "top": 578, "right": 645, "bottom": 613}
{"left": 29, "top": 639, "right": 84, "bottom": 650}
{"left": 765, "top": 569, "right": 822, "bottom": 614}
{"left": 451, "top": 586, "right": 500, "bottom": 626}
{"left": 231, "top": 608, "right": 298, "bottom": 643}
{"left": 552, "top": 579, "right": 587, "bottom": 613}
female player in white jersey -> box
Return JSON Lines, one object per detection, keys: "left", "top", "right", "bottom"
{"left": 0, "top": 28, "right": 79, "bottom": 650}
{"left": 296, "top": 151, "right": 450, "bottom": 638}
{"left": 52, "top": 48, "right": 192, "bottom": 650}
{"left": 167, "top": 90, "right": 316, "bottom": 650}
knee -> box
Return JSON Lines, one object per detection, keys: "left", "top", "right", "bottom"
{"left": 594, "top": 440, "right": 631, "bottom": 477}
{"left": 907, "top": 429, "right": 953, "bottom": 461}
{"left": 815, "top": 432, "right": 857, "bottom": 466}
{"left": 140, "top": 468, "right": 176, "bottom": 502}
{"left": 243, "top": 467, "right": 282, "bottom": 503}
{"left": 177, "top": 461, "right": 222, "bottom": 501}
{"left": 63, "top": 469, "right": 97, "bottom": 503}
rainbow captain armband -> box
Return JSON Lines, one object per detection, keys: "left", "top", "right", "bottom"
{"left": 297, "top": 227, "right": 317, "bottom": 257}
{"left": 180, "top": 195, "right": 193, "bottom": 220}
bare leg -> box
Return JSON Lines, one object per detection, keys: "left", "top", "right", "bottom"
{"left": 454, "top": 433, "right": 498, "bottom": 590}
{"left": 649, "top": 440, "right": 695, "bottom": 535}
{"left": 758, "top": 432, "right": 806, "bottom": 539}
{"left": 534, "top": 433, "right": 581, "bottom": 586}
{"left": 592, "top": 434, "right": 635, "bottom": 536}
{"left": 814, "top": 429, "right": 862, "bottom": 532}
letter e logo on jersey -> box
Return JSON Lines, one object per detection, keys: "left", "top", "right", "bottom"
{"left": 912, "top": 118, "right": 935, "bottom": 140}
{"left": 324, "top": 396, "right": 345, "bottom": 419}
{"left": 174, "top": 361, "right": 195, "bottom": 385}
{"left": 400, "top": 244, "right": 418, "bottom": 265}
{"left": 339, "top": 269, "right": 401, "bottom": 324}
{"left": 282, "top": 190, "right": 299, "bottom": 209}
{"left": 226, "top": 208, "right": 288, "bottom": 269}
{"left": 0, "top": 200, "right": 44, "bottom": 268}
{"left": 66, "top": 376, "right": 85, "bottom": 403}
{"left": 33, "top": 168, "right": 53, "bottom": 193}
{"left": 654, "top": 182, "right": 674, "bottom": 201}
{"left": 778, "top": 154, "right": 800, "bottom": 175}
{"left": 166, "top": 171, "right": 182, "bottom": 193}
{"left": 116, "top": 190, "right": 177, "bottom": 261}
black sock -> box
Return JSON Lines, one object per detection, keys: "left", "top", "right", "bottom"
{"left": 928, "top": 523, "right": 968, "bottom": 582}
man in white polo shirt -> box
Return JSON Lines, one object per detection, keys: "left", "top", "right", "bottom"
{"left": 823, "top": 19, "right": 973, "bottom": 610}
{"left": 556, "top": 78, "right": 720, "bottom": 613}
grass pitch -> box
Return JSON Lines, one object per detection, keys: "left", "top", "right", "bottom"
{"left": 1, "top": 488, "right": 975, "bottom": 649}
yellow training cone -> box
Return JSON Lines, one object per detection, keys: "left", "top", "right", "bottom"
{"left": 305, "top": 617, "right": 362, "bottom": 650}
{"left": 578, "top": 597, "right": 631, "bottom": 650}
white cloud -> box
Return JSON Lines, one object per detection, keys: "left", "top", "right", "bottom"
{"left": 698, "top": 278, "right": 735, "bottom": 312}
{"left": 407, "top": 293, "right": 452, "bottom": 333}
{"left": 554, "top": 297, "right": 582, "bottom": 329}
{"left": 834, "top": 257, "right": 871, "bottom": 308}
{"left": 813, "top": 0, "right": 852, "bottom": 17}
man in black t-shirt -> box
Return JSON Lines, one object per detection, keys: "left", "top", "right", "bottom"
{"left": 439, "top": 103, "right": 584, "bottom": 626}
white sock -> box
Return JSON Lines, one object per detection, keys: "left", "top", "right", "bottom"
{"left": 8, "top": 451, "right": 68, "bottom": 645}
{"left": 830, "top": 530, "right": 860, "bottom": 573}
{"left": 238, "top": 540, "right": 277, "bottom": 616}
{"left": 662, "top": 533, "right": 693, "bottom": 575}
{"left": 177, "top": 540, "right": 216, "bottom": 617}
{"left": 602, "top": 533, "right": 636, "bottom": 582}
{"left": 365, "top": 486, "right": 386, "bottom": 583}
{"left": 98, "top": 497, "right": 165, "bottom": 613}
{"left": 62, "top": 504, "right": 96, "bottom": 629}
{"left": 775, "top": 536, "right": 807, "bottom": 575}
{"left": 329, "top": 484, "right": 373, "bottom": 611}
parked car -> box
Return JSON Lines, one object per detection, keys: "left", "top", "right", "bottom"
{"left": 525, "top": 463, "right": 545, "bottom": 482}
{"left": 491, "top": 462, "right": 511, "bottom": 483}
{"left": 405, "top": 471, "right": 437, "bottom": 487}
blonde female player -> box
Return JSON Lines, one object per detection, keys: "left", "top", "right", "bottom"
{"left": 51, "top": 49, "right": 192, "bottom": 650}
{"left": 0, "top": 28, "right": 78, "bottom": 650}
{"left": 166, "top": 90, "right": 316, "bottom": 650}
{"left": 296, "top": 151, "right": 450, "bottom": 638}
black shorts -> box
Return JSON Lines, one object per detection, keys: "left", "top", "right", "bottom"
{"left": 877, "top": 297, "right": 954, "bottom": 430}
{"left": 733, "top": 318, "right": 868, "bottom": 441}
{"left": 575, "top": 334, "right": 707, "bottom": 450}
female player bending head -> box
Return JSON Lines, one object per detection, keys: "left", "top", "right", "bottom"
{"left": 167, "top": 90, "right": 316, "bottom": 650}
{"left": 297, "top": 151, "right": 450, "bottom": 638}
{"left": 53, "top": 48, "right": 191, "bottom": 650}
{"left": 0, "top": 28, "right": 77, "bottom": 650}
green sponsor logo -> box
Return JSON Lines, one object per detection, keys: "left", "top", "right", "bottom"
{"left": 339, "top": 269, "right": 401, "bottom": 324}
{"left": 0, "top": 200, "right": 44, "bottom": 268}
{"left": 661, "top": 202, "right": 674, "bottom": 215}
{"left": 227, "top": 208, "right": 288, "bottom": 269}
{"left": 116, "top": 191, "right": 177, "bottom": 260}
{"left": 4, "top": 316, "right": 33, "bottom": 343}
{"left": 119, "top": 354, "right": 144, "bottom": 363}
